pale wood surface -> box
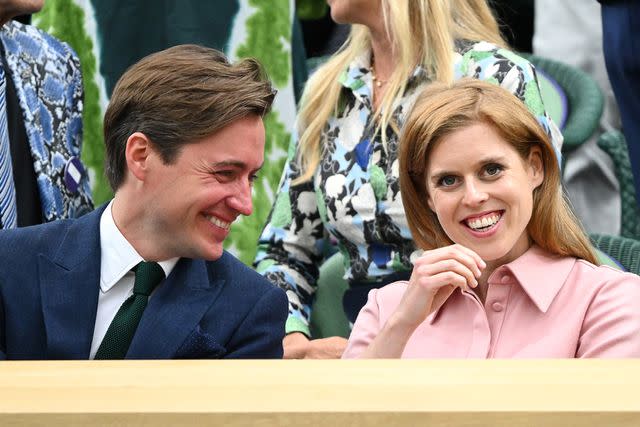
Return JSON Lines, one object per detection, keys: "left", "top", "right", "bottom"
{"left": 1, "top": 360, "right": 639, "bottom": 426}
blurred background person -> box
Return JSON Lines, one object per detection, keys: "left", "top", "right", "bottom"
{"left": 534, "top": 0, "right": 622, "bottom": 235}
{"left": 0, "top": 0, "right": 93, "bottom": 229}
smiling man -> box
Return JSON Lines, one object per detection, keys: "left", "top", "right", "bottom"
{"left": 0, "top": 45, "right": 288, "bottom": 360}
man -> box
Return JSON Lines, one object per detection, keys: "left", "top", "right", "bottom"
{"left": 0, "top": 44, "right": 287, "bottom": 359}
{"left": 0, "top": 1, "right": 93, "bottom": 228}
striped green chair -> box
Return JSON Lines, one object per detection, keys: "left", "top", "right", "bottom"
{"left": 596, "top": 131, "right": 640, "bottom": 241}
{"left": 523, "top": 53, "right": 604, "bottom": 153}
{"left": 591, "top": 234, "right": 640, "bottom": 275}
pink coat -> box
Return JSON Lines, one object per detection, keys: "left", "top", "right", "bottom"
{"left": 343, "top": 246, "right": 640, "bottom": 358}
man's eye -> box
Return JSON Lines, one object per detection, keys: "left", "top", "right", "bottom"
{"left": 214, "top": 171, "right": 234, "bottom": 181}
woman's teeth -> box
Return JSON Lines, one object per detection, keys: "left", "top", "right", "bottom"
{"left": 467, "top": 213, "right": 501, "bottom": 231}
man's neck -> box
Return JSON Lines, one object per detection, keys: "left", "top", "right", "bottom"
{"left": 110, "top": 194, "right": 168, "bottom": 262}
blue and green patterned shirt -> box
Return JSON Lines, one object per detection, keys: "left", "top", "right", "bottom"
{"left": 255, "top": 40, "right": 563, "bottom": 336}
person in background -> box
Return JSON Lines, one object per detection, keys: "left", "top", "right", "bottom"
{"left": 255, "top": 0, "right": 562, "bottom": 359}
{"left": 0, "top": 0, "right": 93, "bottom": 228}
{"left": 0, "top": 45, "right": 288, "bottom": 360}
{"left": 343, "top": 79, "right": 640, "bottom": 359}
{"left": 534, "top": 0, "right": 622, "bottom": 235}
{"left": 598, "top": 0, "right": 640, "bottom": 209}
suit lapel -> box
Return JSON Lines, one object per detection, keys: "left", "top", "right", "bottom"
{"left": 39, "top": 207, "right": 105, "bottom": 359}
{"left": 127, "top": 258, "right": 223, "bottom": 359}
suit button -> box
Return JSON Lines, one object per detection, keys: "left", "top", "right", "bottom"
{"left": 491, "top": 302, "right": 504, "bottom": 312}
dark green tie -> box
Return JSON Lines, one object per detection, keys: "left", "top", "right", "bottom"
{"left": 94, "top": 261, "right": 165, "bottom": 359}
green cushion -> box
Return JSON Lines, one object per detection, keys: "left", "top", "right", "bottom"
{"left": 595, "top": 248, "right": 624, "bottom": 270}
{"left": 309, "top": 253, "right": 350, "bottom": 339}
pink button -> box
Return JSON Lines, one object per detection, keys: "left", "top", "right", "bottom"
{"left": 492, "top": 302, "right": 504, "bottom": 312}
{"left": 501, "top": 275, "right": 511, "bottom": 284}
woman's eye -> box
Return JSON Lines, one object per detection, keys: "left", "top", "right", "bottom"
{"left": 438, "top": 175, "right": 458, "bottom": 187}
{"left": 485, "top": 164, "right": 503, "bottom": 176}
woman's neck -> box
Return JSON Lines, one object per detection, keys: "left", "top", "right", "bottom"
{"left": 369, "top": 32, "right": 395, "bottom": 110}
{"left": 370, "top": 33, "right": 394, "bottom": 84}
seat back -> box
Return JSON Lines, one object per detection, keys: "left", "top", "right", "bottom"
{"left": 523, "top": 53, "right": 604, "bottom": 152}
{"left": 596, "top": 131, "right": 640, "bottom": 240}
{"left": 591, "top": 234, "right": 640, "bottom": 275}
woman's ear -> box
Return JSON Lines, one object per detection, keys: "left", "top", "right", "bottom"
{"left": 527, "top": 146, "right": 544, "bottom": 190}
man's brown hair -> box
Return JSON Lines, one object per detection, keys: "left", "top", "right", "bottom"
{"left": 103, "top": 44, "right": 275, "bottom": 190}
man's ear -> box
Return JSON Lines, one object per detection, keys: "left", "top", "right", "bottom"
{"left": 527, "top": 145, "right": 544, "bottom": 190}
{"left": 125, "top": 132, "right": 153, "bottom": 183}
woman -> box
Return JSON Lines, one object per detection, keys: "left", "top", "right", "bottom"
{"left": 255, "top": 0, "right": 562, "bottom": 359}
{"left": 343, "top": 79, "right": 640, "bottom": 358}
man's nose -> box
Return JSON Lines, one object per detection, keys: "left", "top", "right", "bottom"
{"left": 227, "top": 180, "right": 253, "bottom": 216}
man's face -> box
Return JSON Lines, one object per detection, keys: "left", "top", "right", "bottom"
{"left": 142, "top": 115, "right": 265, "bottom": 261}
{"left": 0, "top": 0, "right": 44, "bottom": 25}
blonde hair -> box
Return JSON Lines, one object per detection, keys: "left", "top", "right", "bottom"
{"left": 293, "top": 0, "right": 506, "bottom": 184}
{"left": 399, "top": 79, "right": 598, "bottom": 264}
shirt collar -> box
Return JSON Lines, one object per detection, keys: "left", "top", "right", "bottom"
{"left": 99, "top": 200, "right": 179, "bottom": 293}
{"left": 428, "top": 245, "right": 577, "bottom": 323}
{"left": 338, "top": 50, "right": 373, "bottom": 104}
{"left": 492, "top": 245, "right": 577, "bottom": 313}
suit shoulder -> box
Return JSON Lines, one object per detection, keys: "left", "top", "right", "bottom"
{"left": 208, "top": 251, "right": 278, "bottom": 292}
{"left": 0, "top": 220, "right": 73, "bottom": 257}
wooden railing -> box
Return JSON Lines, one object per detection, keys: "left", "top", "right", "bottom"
{"left": 1, "top": 360, "right": 639, "bottom": 426}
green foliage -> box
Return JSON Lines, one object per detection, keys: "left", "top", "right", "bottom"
{"left": 34, "top": 1, "right": 113, "bottom": 204}
{"left": 236, "top": 0, "right": 290, "bottom": 87}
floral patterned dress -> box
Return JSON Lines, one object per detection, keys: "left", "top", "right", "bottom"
{"left": 255, "top": 40, "right": 563, "bottom": 336}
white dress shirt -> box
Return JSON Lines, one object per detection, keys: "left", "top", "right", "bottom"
{"left": 89, "top": 201, "right": 179, "bottom": 359}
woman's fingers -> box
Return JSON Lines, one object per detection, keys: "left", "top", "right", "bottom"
{"left": 420, "top": 270, "right": 471, "bottom": 292}
{"left": 414, "top": 245, "right": 486, "bottom": 284}
{"left": 451, "top": 244, "right": 486, "bottom": 272}
{"left": 414, "top": 258, "right": 478, "bottom": 289}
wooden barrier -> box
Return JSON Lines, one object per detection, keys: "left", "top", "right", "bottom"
{"left": 1, "top": 360, "right": 639, "bottom": 426}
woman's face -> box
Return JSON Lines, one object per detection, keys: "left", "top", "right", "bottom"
{"left": 326, "top": 0, "right": 382, "bottom": 28}
{"left": 425, "top": 122, "right": 544, "bottom": 264}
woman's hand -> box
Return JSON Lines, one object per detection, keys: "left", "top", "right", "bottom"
{"left": 359, "top": 244, "right": 485, "bottom": 358}
{"left": 283, "top": 332, "right": 348, "bottom": 359}
{"left": 391, "top": 244, "right": 485, "bottom": 330}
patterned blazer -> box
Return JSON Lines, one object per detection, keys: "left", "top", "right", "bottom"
{"left": 0, "top": 20, "right": 92, "bottom": 222}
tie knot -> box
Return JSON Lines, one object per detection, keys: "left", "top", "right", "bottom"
{"left": 133, "top": 261, "right": 165, "bottom": 296}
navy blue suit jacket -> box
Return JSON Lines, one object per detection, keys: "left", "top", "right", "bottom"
{"left": 0, "top": 206, "right": 288, "bottom": 359}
